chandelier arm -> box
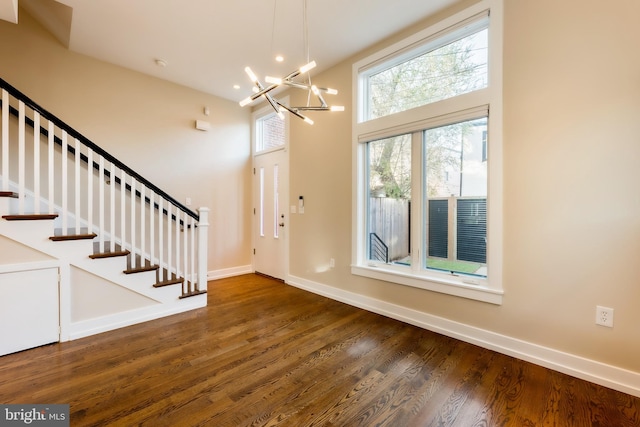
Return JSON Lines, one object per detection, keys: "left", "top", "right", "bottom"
{"left": 276, "top": 101, "right": 305, "bottom": 119}
{"left": 315, "top": 92, "right": 327, "bottom": 108}
{"left": 277, "top": 101, "right": 316, "bottom": 123}
{"left": 250, "top": 83, "right": 280, "bottom": 102}
{"left": 264, "top": 93, "right": 281, "bottom": 114}
{"left": 281, "top": 81, "right": 312, "bottom": 91}
{"left": 291, "top": 106, "right": 330, "bottom": 111}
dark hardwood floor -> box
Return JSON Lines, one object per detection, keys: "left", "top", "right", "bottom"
{"left": 1, "top": 274, "right": 639, "bottom": 426}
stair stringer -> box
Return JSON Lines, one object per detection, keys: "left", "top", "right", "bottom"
{"left": 0, "top": 215, "right": 207, "bottom": 341}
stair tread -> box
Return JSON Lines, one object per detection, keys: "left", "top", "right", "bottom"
{"left": 50, "top": 233, "right": 97, "bottom": 241}
{"left": 0, "top": 191, "right": 19, "bottom": 198}
{"left": 124, "top": 265, "right": 160, "bottom": 274}
{"left": 89, "top": 250, "right": 130, "bottom": 259}
{"left": 153, "top": 278, "right": 184, "bottom": 288}
{"left": 179, "top": 289, "right": 207, "bottom": 299}
{"left": 2, "top": 213, "right": 59, "bottom": 220}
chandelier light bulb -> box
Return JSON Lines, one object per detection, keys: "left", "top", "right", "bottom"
{"left": 239, "top": 96, "right": 253, "bottom": 107}
{"left": 244, "top": 67, "right": 258, "bottom": 83}
{"left": 265, "top": 76, "right": 283, "bottom": 85}
{"left": 299, "top": 61, "right": 316, "bottom": 74}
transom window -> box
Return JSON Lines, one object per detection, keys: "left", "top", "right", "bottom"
{"left": 365, "top": 18, "right": 488, "bottom": 121}
{"left": 256, "top": 112, "right": 285, "bottom": 153}
{"left": 352, "top": 0, "right": 503, "bottom": 304}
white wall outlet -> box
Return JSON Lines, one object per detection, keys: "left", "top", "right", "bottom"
{"left": 596, "top": 306, "right": 614, "bottom": 328}
{"left": 185, "top": 197, "right": 192, "bottom": 206}
{"left": 329, "top": 258, "right": 335, "bottom": 268}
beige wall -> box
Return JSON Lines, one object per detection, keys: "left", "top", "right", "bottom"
{"left": 287, "top": 0, "right": 640, "bottom": 374}
{"left": 0, "top": 9, "right": 252, "bottom": 271}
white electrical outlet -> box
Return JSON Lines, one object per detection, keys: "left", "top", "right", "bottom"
{"left": 329, "top": 258, "right": 335, "bottom": 268}
{"left": 596, "top": 306, "right": 614, "bottom": 328}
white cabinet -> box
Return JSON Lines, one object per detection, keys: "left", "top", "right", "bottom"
{"left": 0, "top": 267, "right": 59, "bottom": 356}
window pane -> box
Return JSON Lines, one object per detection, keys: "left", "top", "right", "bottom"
{"left": 367, "top": 134, "right": 411, "bottom": 264}
{"left": 368, "top": 28, "right": 488, "bottom": 120}
{"left": 424, "top": 118, "right": 487, "bottom": 276}
{"left": 259, "top": 167, "right": 265, "bottom": 237}
{"left": 273, "top": 164, "right": 279, "bottom": 238}
{"left": 256, "top": 113, "right": 285, "bottom": 152}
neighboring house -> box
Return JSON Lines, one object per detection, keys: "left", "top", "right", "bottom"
{"left": 1, "top": 0, "right": 639, "bottom": 400}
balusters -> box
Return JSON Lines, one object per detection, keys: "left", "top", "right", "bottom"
{"left": 75, "top": 139, "right": 81, "bottom": 234}
{"left": 109, "top": 162, "right": 115, "bottom": 252}
{"left": 47, "top": 121, "right": 54, "bottom": 214}
{"left": 87, "top": 148, "right": 93, "bottom": 234}
{"left": 61, "top": 130, "right": 68, "bottom": 232}
{"left": 98, "top": 156, "right": 105, "bottom": 252}
{"left": 166, "top": 202, "right": 172, "bottom": 281}
{"left": 0, "top": 83, "right": 206, "bottom": 297}
{"left": 18, "top": 101, "right": 25, "bottom": 214}
{"left": 149, "top": 191, "right": 155, "bottom": 269}
{"left": 139, "top": 184, "right": 145, "bottom": 269}
{"left": 130, "top": 177, "right": 136, "bottom": 262}
{"left": 175, "top": 207, "right": 181, "bottom": 282}
{"left": 33, "top": 111, "right": 40, "bottom": 214}
{"left": 183, "top": 211, "right": 188, "bottom": 294}
{"left": 158, "top": 198, "right": 164, "bottom": 281}
{"left": 120, "top": 169, "right": 126, "bottom": 254}
{"left": 1, "top": 89, "right": 8, "bottom": 191}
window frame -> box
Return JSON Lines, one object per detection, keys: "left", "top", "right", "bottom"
{"left": 351, "top": 0, "right": 504, "bottom": 304}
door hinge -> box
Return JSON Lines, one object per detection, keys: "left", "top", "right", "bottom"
{"left": 253, "top": 208, "right": 256, "bottom": 215}
{"left": 253, "top": 248, "right": 256, "bottom": 255}
{"left": 253, "top": 167, "right": 256, "bottom": 175}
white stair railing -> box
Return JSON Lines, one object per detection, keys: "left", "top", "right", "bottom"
{"left": 0, "top": 78, "right": 208, "bottom": 298}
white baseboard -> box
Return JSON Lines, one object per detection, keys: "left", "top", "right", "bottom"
{"left": 67, "top": 294, "right": 207, "bottom": 340}
{"left": 208, "top": 265, "right": 253, "bottom": 281}
{"left": 287, "top": 274, "right": 640, "bottom": 398}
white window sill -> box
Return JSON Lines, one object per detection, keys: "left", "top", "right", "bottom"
{"left": 351, "top": 264, "right": 503, "bottom": 305}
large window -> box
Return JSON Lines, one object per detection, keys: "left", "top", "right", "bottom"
{"left": 352, "top": 0, "right": 503, "bottom": 304}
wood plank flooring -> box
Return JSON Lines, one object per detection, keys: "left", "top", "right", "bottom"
{"left": 1, "top": 273, "right": 639, "bottom": 426}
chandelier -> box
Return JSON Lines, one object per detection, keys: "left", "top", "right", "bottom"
{"left": 238, "top": 0, "right": 344, "bottom": 124}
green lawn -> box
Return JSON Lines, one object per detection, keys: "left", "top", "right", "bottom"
{"left": 426, "top": 258, "right": 481, "bottom": 274}
{"left": 393, "top": 257, "right": 483, "bottom": 275}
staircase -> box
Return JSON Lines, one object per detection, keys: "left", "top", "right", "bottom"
{"left": 0, "top": 77, "right": 208, "bottom": 345}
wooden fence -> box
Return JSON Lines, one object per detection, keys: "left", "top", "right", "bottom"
{"left": 369, "top": 197, "right": 410, "bottom": 262}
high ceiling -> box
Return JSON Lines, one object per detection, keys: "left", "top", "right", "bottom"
{"left": 7, "top": 0, "right": 458, "bottom": 102}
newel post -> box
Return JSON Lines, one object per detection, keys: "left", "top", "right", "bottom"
{"left": 197, "top": 207, "right": 210, "bottom": 292}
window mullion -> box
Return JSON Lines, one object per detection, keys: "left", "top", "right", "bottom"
{"left": 410, "top": 131, "right": 423, "bottom": 273}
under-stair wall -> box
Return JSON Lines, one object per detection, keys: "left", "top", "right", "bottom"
{"left": 0, "top": 77, "right": 208, "bottom": 349}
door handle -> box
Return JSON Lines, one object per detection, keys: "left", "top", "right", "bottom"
{"left": 279, "top": 222, "right": 285, "bottom": 227}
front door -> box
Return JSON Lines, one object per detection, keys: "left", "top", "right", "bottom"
{"left": 253, "top": 148, "right": 287, "bottom": 280}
